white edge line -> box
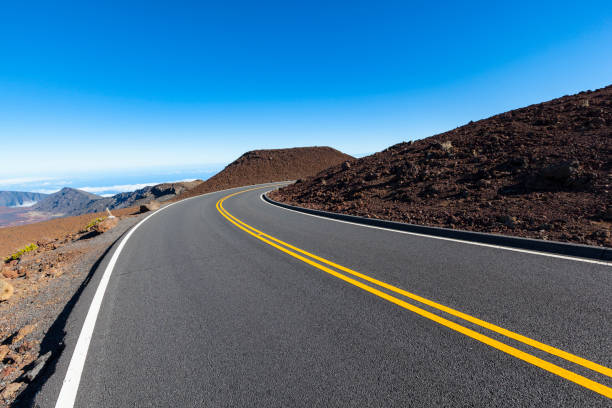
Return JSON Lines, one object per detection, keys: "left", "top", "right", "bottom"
{"left": 259, "top": 193, "right": 612, "bottom": 267}
{"left": 55, "top": 182, "right": 280, "bottom": 408}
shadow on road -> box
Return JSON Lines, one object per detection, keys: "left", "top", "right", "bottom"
{"left": 13, "top": 233, "right": 126, "bottom": 407}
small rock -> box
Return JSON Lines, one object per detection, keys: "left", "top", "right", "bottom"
{"left": 475, "top": 179, "right": 491, "bottom": 188}
{"left": 1, "top": 382, "right": 22, "bottom": 399}
{"left": 139, "top": 201, "right": 161, "bottom": 213}
{"left": 24, "top": 351, "right": 52, "bottom": 382}
{"left": 17, "top": 340, "right": 35, "bottom": 354}
{"left": 341, "top": 161, "right": 351, "bottom": 170}
{"left": 604, "top": 207, "right": 612, "bottom": 221}
{"left": 0, "top": 365, "right": 16, "bottom": 381}
{"left": 0, "top": 280, "right": 14, "bottom": 301}
{"left": 93, "top": 217, "right": 119, "bottom": 233}
{"left": 540, "top": 160, "right": 579, "bottom": 181}
{"left": 592, "top": 230, "right": 611, "bottom": 239}
{"left": 1, "top": 266, "right": 23, "bottom": 279}
{"left": 438, "top": 141, "right": 453, "bottom": 152}
{"left": 46, "top": 267, "right": 64, "bottom": 278}
{"left": 12, "top": 324, "right": 36, "bottom": 344}
{"left": 364, "top": 172, "right": 379, "bottom": 181}
{"left": 0, "top": 345, "right": 9, "bottom": 360}
{"left": 498, "top": 215, "right": 517, "bottom": 228}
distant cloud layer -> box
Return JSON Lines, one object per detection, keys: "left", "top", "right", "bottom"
{"left": 0, "top": 176, "right": 57, "bottom": 187}
{"left": 78, "top": 179, "right": 198, "bottom": 195}
{"left": 9, "top": 200, "right": 38, "bottom": 208}
{"left": 78, "top": 183, "right": 162, "bottom": 194}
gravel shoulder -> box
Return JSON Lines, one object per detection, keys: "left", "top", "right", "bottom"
{"left": 0, "top": 212, "right": 147, "bottom": 407}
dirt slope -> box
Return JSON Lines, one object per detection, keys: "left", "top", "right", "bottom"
{"left": 0, "top": 207, "right": 138, "bottom": 258}
{"left": 272, "top": 86, "right": 612, "bottom": 248}
{"left": 180, "top": 146, "right": 353, "bottom": 198}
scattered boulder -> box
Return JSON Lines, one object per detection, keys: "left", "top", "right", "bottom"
{"left": 46, "top": 266, "right": 64, "bottom": 278}
{"left": 0, "top": 279, "right": 14, "bottom": 301}
{"left": 498, "top": 215, "right": 518, "bottom": 228}
{"left": 93, "top": 217, "right": 118, "bottom": 233}
{"left": 0, "top": 345, "right": 9, "bottom": 360}
{"left": 603, "top": 206, "right": 612, "bottom": 221}
{"left": 436, "top": 141, "right": 453, "bottom": 152}
{"left": 24, "top": 351, "right": 53, "bottom": 382}
{"left": 271, "top": 84, "right": 612, "bottom": 247}
{"left": 12, "top": 324, "right": 36, "bottom": 344}
{"left": 540, "top": 161, "right": 579, "bottom": 181}
{"left": 139, "top": 201, "right": 161, "bottom": 213}
{"left": 1, "top": 265, "right": 24, "bottom": 279}
{"left": 0, "top": 382, "right": 22, "bottom": 400}
{"left": 342, "top": 161, "right": 351, "bottom": 170}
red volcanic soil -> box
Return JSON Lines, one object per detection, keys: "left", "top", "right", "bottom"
{"left": 180, "top": 146, "right": 354, "bottom": 198}
{"left": 272, "top": 86, "right": 612, "bottom": 248}
{"left": 0, "top": 206, "right": 138, "bottom": 258}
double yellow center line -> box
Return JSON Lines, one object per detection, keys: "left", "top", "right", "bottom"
{"left": 216, "top": 186, "right": 612, "bottom": 399}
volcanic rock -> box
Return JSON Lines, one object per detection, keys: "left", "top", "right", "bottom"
{"left": 0, "top": 280, "right": 14, "bottom": 301}
{"left": 180, "top": 146, "right": 353, "bottom": 199}
{"left": 273, "top": 85, "right": 612, "bottom": 247}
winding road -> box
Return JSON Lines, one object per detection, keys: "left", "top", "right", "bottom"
{"left": 28, "top": 183, "right": 611, "bottom": 407}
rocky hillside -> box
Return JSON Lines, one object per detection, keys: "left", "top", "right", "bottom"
{"left": 83, "top": 180, "right": 202, "bottom": 213}
{"left": 181, "top": 146, "right": 354, "bottom": 198}
{"left": 0, "top": 181, "right": 202, "bottom": 226}
{"left": 32, "top": 188, "right": 102, "bottom": 215}
{"left": 0, "top": 191, "right": 48, "bottom": 207}
{"left": 272, "top": 85, "right": 612, "bottom": 248}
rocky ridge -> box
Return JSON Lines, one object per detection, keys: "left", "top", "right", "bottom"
{"left": 180, "top": 146, "right": 354, "bottom": 198}
{"left": 272, "top": 86, "right": 612, "bottom": 247}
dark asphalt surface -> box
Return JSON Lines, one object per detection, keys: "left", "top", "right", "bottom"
{"left": 30, "top": 183, "right": 611, "bottom": 407}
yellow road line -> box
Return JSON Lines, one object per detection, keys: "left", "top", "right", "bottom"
{"left": 216, "top": 187, "right": 612, "bottom": 399}
{"left": 221, "top": 189, "right": 612, "bottom": 379}
{"left": 223, "top": 187, "right": 612, "bottom": 378}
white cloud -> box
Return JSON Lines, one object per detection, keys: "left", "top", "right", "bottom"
{"left": 78, "top": 179, "right": 198, "bottom": 195}
{"left": 78, "top": 183, "right": 161, "bottom": 194}
{"left": 0, "top": 176, "right": 57, "bottom": 186}
{"left": 35, "top": 189, "right": 63, "bottom": 194}
{"left": 9, "top": 200, "right": 38, "bottom": 208}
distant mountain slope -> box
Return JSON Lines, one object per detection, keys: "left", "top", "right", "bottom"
{"left": 0, "top": 181, "right": 202, "bottom": 227}
{"left": 0, "top": 191, "right": 48, "bottom": 207}
{"left": 181, "top": 146, "right": 354, "bottom": 198}
{"left": 32, "top": 188, "right": 103, "bottom": 216}
{"left": 83, "top": 180, "right": 202, "bottom": 213}
{"left": 273, "top": 85, "right": 612, "bottom": 248}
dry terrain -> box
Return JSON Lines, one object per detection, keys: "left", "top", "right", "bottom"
{"left": 272, "top": 86, "right": 612, "bottom": 248}
{"left": 180, "top": 146, "right": 354, "bottom": 198}
{"left": 0, "top": 180, "right": 202, "bottom": 229}
{"left": 0, "top": 145, "right": 354, "bottom": 406}
{"left": 0, "top": 207, "right": 138, "bottom": 259}
{"left": 0, "top": 213, "right": 147, "bottom": 406}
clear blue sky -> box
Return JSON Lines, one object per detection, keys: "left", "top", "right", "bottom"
{"left": 1, "top": 1, "right": 611, "bottom": 182}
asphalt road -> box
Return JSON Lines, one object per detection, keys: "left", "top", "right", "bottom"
{"left": 30, "top": 183, "right": 611, "bottom": 407}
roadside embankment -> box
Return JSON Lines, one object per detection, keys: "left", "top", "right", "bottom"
{"left": 0, "top": 209, "right": 146, "bottom": 406}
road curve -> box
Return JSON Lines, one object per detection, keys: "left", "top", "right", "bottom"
{"left": 30, "top": 184, "right": 611, "bottom": 407}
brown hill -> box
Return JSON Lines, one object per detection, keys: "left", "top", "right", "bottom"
{"left": 181, "top": 146, "right": 354, "bottom": 198}
{"left": 272, "top": 86, "right": 612, "bottom": 248}
{"left": 0, "top": 206, "right": 138, "bottom": 258}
